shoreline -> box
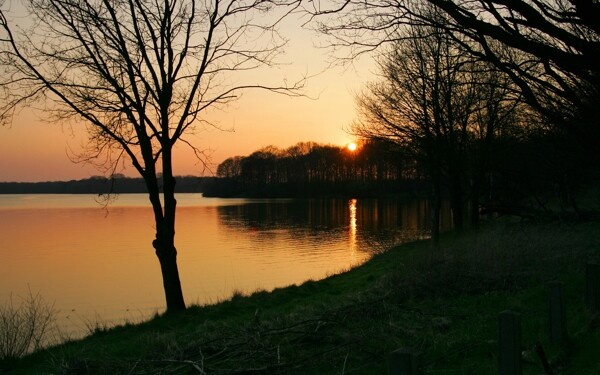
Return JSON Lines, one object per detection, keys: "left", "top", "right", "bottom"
{"left": 5, "top": 218, "right": 600, "bottom": 374}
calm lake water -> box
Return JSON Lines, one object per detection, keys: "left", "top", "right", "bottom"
{"left": 0, "top": 194, "right": 448, "bottom": 339}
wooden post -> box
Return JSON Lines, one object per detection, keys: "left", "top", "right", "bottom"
{"left": 499, "top": 310, "right": 522, "bottom": 375}
{"left": 548, "top": 281, "right": 567, "bottom": 345}
{"left": 586, "top": 263, "right": 600, "bottom": 312}
{"left": 389, "top": 347, "right": 420, "bottom": 375}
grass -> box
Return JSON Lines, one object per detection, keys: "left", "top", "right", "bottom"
{"left": 4, "top": 218, "right": 600, "bottom": 374}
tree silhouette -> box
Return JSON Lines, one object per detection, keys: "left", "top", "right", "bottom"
{"left": 351, "top": 5, "right": 528, "bottom": 241}
{"left": 310, "top": 0, "right": 600, "bottom": 150}
{"left": 307, "top": 0, "right": 600, "bottom": 222}
{"left": 352, "top": 9, "right": 468, "bottom": 243}
{"left": 422, "top": 0, "right": 599, "bottom": 123}
{"left": 0, "top": 0, "right": 302, "bottom": 312}
{"left": 209, "top": 140, "right": 416, "bottom": 198}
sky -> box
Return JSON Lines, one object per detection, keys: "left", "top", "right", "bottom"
{"left": 0, "top": 5, "right": 375, "bottom": 182}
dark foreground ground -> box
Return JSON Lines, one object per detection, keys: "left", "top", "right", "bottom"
{"left": 4, "top": 218, "right": 600, "bottom": 374}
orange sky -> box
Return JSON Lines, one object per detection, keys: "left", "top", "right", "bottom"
{"left": 0, "top": 8, "right": 374, "bottom": 182}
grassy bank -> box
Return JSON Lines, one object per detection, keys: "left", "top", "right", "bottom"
{"left": 4, "top": 218, "right": 600, "bottom": 374}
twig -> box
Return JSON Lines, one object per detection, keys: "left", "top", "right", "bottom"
{"left": 342, "top": 351, "right": 349, "bottom": 374}
{"left": 534, "top": 342, "right": 554, "bottom": 375}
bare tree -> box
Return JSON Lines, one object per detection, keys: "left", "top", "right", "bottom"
{"left": 0, "top": 0, "right": 302, "bottom": 312}
{"left": 309, "top": 0, "right": 600, "bottom": 145}
{"left": 466, "top": 66, "right": 524, "bottom": 227}
{"left": 352, "top": 6, "right": 524, "bottom": 241}
{"left": 353, "top": 8, "right": 480, "bottom": 243}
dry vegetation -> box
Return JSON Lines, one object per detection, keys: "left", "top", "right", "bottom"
{"left": 0, "top": 291, "right": 55, "bottom": 362}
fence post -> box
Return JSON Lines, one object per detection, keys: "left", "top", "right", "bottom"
{"left": 548, "top": 281, "right": 567, "bottom": 345}
{"left": 499, "top": 310, "right": 522, "bottom": 375}
{"left": 586, "top": 263, "right": 600, "bottom": 312}
{"left": 389, "top": 347, "right": 420, "bottom": 375}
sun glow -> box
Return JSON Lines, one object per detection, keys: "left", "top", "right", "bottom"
{"left": 347, "top": 142, "right": 358, "bottom": 152}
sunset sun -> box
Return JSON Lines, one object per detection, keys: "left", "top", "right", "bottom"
{"left": 347, "top": 142, "right": 358, "bottom": 152}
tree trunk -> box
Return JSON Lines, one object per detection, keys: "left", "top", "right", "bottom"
{"left": 450, "top": 182, "right": 464, "bottom": 231}
{"left": 470, "top": 181, "right": 480, "bottom": 229}
{"left": 153, "top": 238, "right": 186, "bottom": 312}
{"left": 431, "top": 196, "right": 441, "bottom": 248}
{"left": 430, "top": 162, "right": 442, "bottom": 248}
{"left": 157, "top": 146, "right": 186, "bottom": 313}
{"left": 143, "top": 143, "right": 186, "bottom": 313}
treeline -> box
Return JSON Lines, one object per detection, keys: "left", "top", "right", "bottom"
{"left": 201, "top": 141, "right": 427, "bottom": 198}
{"left": 0, "top": 175, "right": 205, "bottom": 194}
{"left": 204, "top": 130, "right": 599, "bottom": 215}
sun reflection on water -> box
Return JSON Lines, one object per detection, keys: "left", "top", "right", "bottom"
{"left": 349, "top": 198, "right": 357, "bottom": 259}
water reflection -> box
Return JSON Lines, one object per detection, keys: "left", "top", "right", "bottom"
{"left": 1, "top": 195, "right": 451, "bottom": 340}
{"left": 349, "top": 199, "right": 357, "bottom": 256}
{"left": 216, "top": 198, "right": 451, "bottom": 253}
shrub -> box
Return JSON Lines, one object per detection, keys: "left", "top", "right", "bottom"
{"left": 0, "top": 290, "right": 55, "bottom": 361}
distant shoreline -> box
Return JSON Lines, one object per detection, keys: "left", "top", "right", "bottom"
{"left": 0, "top": 176, "right": 207, "bottom": 194}
{"left": 0, "top": 176, "right": 425, "bottom": 198}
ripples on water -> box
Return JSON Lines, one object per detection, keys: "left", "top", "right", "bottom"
{"left": 0, "top": 194, "right": 447, "bottom": 339}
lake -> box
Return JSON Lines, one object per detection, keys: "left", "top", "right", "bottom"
{"left": 0, "top": 194, "right": 449, "bottom": 339}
